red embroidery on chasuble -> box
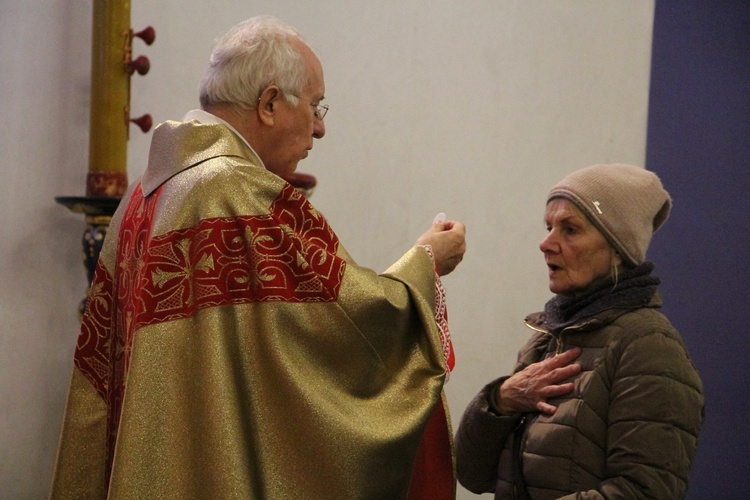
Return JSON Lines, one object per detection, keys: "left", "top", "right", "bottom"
{"left": 420, "top": 245, "right": 455, "bottom": 374}
{"left": 72, "top": 181, "right": 345, "bottom": 477}
{"left": 435, "top": 276, "right": 455, "bottom": 373}
{"left": 75, "top": 263, "right": 115, "bottom": 399}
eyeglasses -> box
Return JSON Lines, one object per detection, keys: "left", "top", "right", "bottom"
{"left": 286, "top": 92, "right": 329, "bottom": 120}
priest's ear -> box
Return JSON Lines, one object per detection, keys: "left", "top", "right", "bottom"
{"left": 257, "top": 85, "right": 282, "bottom": 126}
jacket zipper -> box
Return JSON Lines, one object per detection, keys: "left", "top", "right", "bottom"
{"left": 511, "top": 415, "right": 528, "bottom": 500}
{"left": 555, "top": 331, "right": 565, "bottom": 354}
{"left": 526, "top": 322, "right": 565, "bottom": 354}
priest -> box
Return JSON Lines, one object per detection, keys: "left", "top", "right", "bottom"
{"left": 52, "top": 15, "right": 467, "bottom": 499}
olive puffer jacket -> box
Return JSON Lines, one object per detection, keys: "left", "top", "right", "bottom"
{"left": 455, "top": 296, "right": 704, "bottom": 499}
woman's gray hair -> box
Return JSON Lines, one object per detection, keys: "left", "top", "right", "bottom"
{"left": 198, "top": 15, "right": 308, "bottom": 110}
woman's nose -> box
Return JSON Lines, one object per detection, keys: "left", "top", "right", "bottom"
{"left": 540, "top": 231, "right": 555, "bottom": 253}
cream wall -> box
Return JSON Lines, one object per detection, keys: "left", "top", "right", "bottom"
{"left": 0, "top": 1, "right": 654, "bottom": 497}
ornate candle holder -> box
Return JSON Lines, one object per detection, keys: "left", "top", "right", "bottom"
{"left": 55, "top": 197, "right": 121, "bottom": 315}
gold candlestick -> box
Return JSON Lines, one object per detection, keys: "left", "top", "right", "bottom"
{"left": 57, "top": 0, "right": 154, "bottom": 314}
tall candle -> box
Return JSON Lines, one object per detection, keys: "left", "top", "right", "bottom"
{"left": 86, "top": 0, "right": 130, "bottom": 198}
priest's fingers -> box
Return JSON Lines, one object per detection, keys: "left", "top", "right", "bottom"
{"left": 415, "top": 221, "right": 466, "bottom": 275}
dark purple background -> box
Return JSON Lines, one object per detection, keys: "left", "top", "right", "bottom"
{"left": 646, "top": 1, "right": 750, "bottom": 497}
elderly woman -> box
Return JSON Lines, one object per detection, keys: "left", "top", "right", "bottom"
{"left": 455, "top": 164, "right": 704, "bottom": 499}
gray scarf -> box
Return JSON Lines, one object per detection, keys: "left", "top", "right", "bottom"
{"left": 542, "top": 262, "right": 660, "bottom": 334}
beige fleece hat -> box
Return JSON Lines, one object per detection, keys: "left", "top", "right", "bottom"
{"left": 547, "top": 164, "right": 672, "bottom": 266}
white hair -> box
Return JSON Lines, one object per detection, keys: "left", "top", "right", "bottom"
{"left": 198, "top": 15, "right": 308, "bottom": 110}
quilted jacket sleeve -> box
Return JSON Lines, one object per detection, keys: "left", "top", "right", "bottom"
{"left": 454, "top": 377, "right": 521, "bottom": 494}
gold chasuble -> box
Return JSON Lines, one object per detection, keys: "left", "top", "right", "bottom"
{"left": 52, "top": 120, "right": 456, "bottom": 499}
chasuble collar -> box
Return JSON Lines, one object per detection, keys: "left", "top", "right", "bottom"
{"left": 142, "top": 113, "right": 264, "bottom": 196}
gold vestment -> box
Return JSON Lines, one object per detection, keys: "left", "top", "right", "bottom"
{"left": 51, "top": 120, "right": 455, "bottom": 499}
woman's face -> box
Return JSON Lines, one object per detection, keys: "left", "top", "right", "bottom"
{"left": 540, "top": 198, "right": 616, "bottom": 297}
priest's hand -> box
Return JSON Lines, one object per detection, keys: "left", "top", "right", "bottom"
{"left": 416, "top": 219, "right": 466, "bottom": 276}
